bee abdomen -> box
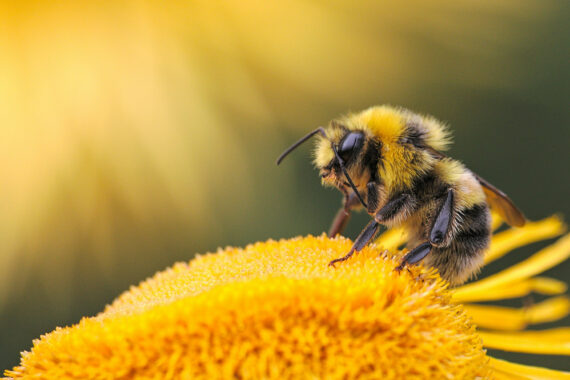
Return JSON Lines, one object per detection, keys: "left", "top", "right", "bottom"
{"left": 455, "top": 203, "right": 491, "bottom": 249}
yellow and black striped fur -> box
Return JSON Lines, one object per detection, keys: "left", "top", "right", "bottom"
{"left": 278, "top": 105, "right": 525, "bottom": 285}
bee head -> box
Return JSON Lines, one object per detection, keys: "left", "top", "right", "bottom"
{"left": 314, "top": 123, "right": 371, "bottom": 188}
{"left": 277, "top": 124, "right": 369, "bottom": 208}
{"left": 329, "top": 106, "right": 447, "bottom": 192}
{"left": 277, "top": 105, "right": 450, "bottom": 204}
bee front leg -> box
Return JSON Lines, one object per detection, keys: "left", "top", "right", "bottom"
{"left": 329, "top": 219, "right": 380, "bottom": 267}
{"left": 328, "top": 190, "right": 361, "bottom": 237}
{"left": 396, "top": 189, "right": 454, "bottom": 271}
{"left": 329, "top": 180, "right": 380, "bottom": 237}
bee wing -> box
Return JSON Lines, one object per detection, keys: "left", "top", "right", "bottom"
{"left": 427, "top": 148, "right": 526, "bottom": 227}
{"left": 473, "top": 174, "right": 526, "bottom": 227}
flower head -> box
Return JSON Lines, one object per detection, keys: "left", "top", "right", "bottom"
{"left": 5, "top": 216, "right": 570, "bottom": 379}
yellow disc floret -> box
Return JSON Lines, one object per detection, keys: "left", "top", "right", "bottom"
{"left": 7, "top": 236, "right": 490, "bottom": 379}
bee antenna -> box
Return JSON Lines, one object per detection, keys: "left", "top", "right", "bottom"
{"left": 332, "top": 146, "right": 368, "bottom": 209}
{"left": 276, "top": 127, "right": 328, "bottom": 165}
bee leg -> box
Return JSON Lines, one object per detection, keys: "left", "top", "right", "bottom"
{"left": 328, "top": 191, "right": 361, "bottom": 237}
{"left": 329, "top": 219, "right": 380, "bottom": 267}
{"left": 395, "top": 242, "right": 432, "bottom": 272}
{"left": 429, "top": 189, "right": 454, "bottom": 245}
{"left": 396, "top": 189, "right": 454, "bottom": 271}
{"left": 374, "top": 193, "right": 412, "bottom": 223}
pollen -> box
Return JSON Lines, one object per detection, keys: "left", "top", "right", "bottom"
{"left": 6, "top": 236, "right": 490, "bottom": 379}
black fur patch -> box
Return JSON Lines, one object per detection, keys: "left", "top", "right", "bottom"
{"left": 410, "top": 170, "right": 449, "bottom": 203}
{"left": 454, "top": 204, "right": 491, "bottom": 255}
{"left": 361, "top": 138, "right": 382, "bottom": 178}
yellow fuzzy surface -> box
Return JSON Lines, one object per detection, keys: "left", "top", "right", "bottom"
{"left": 345, "top": 105, "right": 451, "bottom": 152}
{"left": 379, "top": 143, "right": 433, "bottom": 191}
{"left": 6, "top": 235, "right": 491, "bottom": 379}
{"left": 313, "top": 105, "right": 408, "bottom": 170}
{"left": 435, "top": 159, "right": 486, "bottom": 210}
{"left": 348, "top": 105, "right": 405, "bottom": 145}
{"left": 313, "top": 134, "right": 335, "bottom": 169}
{"left": 416, "top": 112, "right": 452, "bottom": 152}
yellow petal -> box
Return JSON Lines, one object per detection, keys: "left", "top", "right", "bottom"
{"left": 454, "top": 234, "right": 570, "bottom": 302}
{"left": 491, "top": 210, "right": 504, "bottom": 231}
{"left": 485, "top": 216, "right": 566, "bottom": 265}
{"left": 490, "top": 327, "right": 570, "bottom": 342}
{"left": 530, "top": 276, "right": 569, "bottom": 295}
{"left": 375, "top": 226, "right": 407, "bottom": 251}
{"left": 479, "top": 328, "right": 570, "bottom": 355}
{"left": 489, "top": 357, "right": 570, "bottom": 380}
{"left": 453, "top": 277, "right": 567, "bottom": 303}
{"left": 464, "top": 296, "right": 570, "bottom": 331}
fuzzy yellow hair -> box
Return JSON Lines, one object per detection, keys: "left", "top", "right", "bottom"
{"left": 345, "top": 105, "right": 452, "bottom": 151}
{"left": 313, "top": 105, "right": 453, "bottom": 191}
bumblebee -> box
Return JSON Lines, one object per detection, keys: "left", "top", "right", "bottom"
{"left": 277, "top": 105, "right": 525, "bottom": 285}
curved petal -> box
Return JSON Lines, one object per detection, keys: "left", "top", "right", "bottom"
{"left": 464, "top": 296, "right": 570, "bottom": 331}
{"left": 453, "top": 277, "right": 567, "bottom": 303}
{"left": 454, "top": 234, "right": 570, "bottom": 301}
{"left": 480, "top": 328, "right": 570, "bottom": 355}
{"left": 485, "top": 216, "right": 566, "bottom": 265}
{"left": 489, "top": 357, "right": 570, "bottom": 380}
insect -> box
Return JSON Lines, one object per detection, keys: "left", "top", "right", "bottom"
{"left": 277, "top": 105, "right": 525, "bottom": 285}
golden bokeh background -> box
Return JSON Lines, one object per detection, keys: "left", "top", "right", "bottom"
{"left": 1, "top": 0, "right": 568, "bottom": 371}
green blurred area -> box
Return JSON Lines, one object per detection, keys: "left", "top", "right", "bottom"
{"left": 1, "top": 0, "right": 569, "bottom": 372}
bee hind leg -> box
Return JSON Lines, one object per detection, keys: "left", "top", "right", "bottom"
{"left": 329, "top": 219, "right": 380, "bottom": 267}
{"left": 395, "top": 242, "right": 432, "bottom": 272}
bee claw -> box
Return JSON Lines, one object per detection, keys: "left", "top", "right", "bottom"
{"left": 379, "top": 249, "right": 389, "bottom": 259}
{"left": 394, "top": 263, "right": 405, "bottom": 273}
{"left": 328, "top": 245, "right": 358, "bottom": 268}
{"left": 328, "top": 258, "right": 344, "bottom": 267}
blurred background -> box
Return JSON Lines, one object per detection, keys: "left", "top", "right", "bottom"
{"left": 1, "top": 0, "right": 569, "bottom": 371}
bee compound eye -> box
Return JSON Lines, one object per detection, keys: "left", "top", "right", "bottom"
{"left": 338, "top": 132, "right": 364, "bottom": 162}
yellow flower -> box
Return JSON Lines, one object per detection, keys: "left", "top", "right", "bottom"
{"left": 4, "top": 216, "right": 570, "bottom": 379}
